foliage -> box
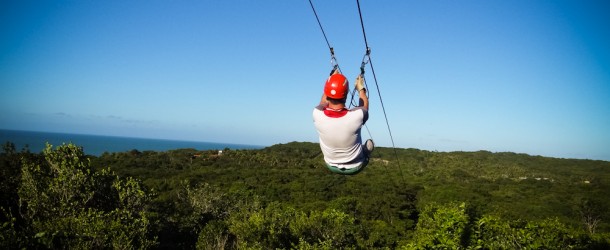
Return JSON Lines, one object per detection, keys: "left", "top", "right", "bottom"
{"left": 404, "top": 202, "right": 469, "bottom": 249}
{"left": 2, "top": 143, "right": 156, "bottom": 249}
{"left": 0, "top": 207, "right": 20, "bottom": 248}
{"left": 470, "top": 215, "right": 580, "bottom": 249}
{"left": 404, "top": 202, "right": 603, "bottom": 249}
{"left": 2, "top": 141, "right": 610, "bottom": 249}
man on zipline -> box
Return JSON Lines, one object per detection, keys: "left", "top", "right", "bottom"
{"left": 313, "top": 70, "right": 374, "bottom": 175}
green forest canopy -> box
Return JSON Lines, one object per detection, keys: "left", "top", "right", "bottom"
{"left": 1, "top": 141, "right": 609, "bottom": 249}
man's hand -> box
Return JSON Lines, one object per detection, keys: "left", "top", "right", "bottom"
{"left": 355, "top": 75, "right": 365, "bottom": 92}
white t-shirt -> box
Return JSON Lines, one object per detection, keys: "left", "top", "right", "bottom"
{"left": 313, "top": 105, "right": 368, "bottom": 168}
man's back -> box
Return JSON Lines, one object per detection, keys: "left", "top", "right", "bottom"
{"left": 313, "top": 106, "right": 368, "bottom": 165}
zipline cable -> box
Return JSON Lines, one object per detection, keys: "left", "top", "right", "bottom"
{"left": 308, "top": 0, "right": 341, "bottom": 74}
{"left": 308, "top": 0, "right": 331, "bottom": 52}
{"left": 356, "top": 0, "right": 370, "bottom": 49}
{"left": 355, "top": 0, "right": 407, "bottom": 185}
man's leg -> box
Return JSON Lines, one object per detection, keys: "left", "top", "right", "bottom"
{"left": 325, "top": 140, "right": 374, "bottom": 175}
{"left": 326, "top": 159, "right": 368, "bottom": 175}
{"left": 364, "top": 139, "right": 374, "bottom": 157}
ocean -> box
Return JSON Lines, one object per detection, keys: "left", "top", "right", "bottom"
{"left": 0, "top": 129, "right": 264, "bottom": 156}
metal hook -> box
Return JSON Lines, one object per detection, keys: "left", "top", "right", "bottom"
{"left": 330, "top": 47, "right": 338, "bottom": 68}
{"left": 360, "top": 47, "right": 371, "bottom": 75}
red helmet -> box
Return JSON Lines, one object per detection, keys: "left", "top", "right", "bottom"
{"left": 324, "top": 73, "right": 349, "bottom": 99}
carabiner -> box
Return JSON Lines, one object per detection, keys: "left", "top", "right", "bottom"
{"left": 330, "top": 47, "right": 338, "bottom": 68}
{"left": 360, "top": 47, "right": 371, "bottom": 75}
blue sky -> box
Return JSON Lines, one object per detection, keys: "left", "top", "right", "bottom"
{"left": 1, "top": 0, "right": 609, "bottom": 161}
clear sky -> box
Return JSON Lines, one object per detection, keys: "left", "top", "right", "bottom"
{"left": 1, "top": 0, "right": 609, "bottom": 161}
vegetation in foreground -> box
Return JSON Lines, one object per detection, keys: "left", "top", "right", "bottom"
{"left": 1, "top": 141, "right": 609, "bottom": 249}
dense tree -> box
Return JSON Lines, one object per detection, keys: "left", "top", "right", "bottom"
{"left": 2, "top": 141, "right": 609, "bottom": 248}
{"left": 2, "top": 143, "right": 156, "bottom": 248}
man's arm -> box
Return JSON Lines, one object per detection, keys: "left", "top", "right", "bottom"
{"left": 355, "top": 75, "right": 369, "bottom": 110}
{"left": 319, "top": 93, "right": 328, "bottom": 107}
{"left": 359, "top": 89, "right": 369, "bottom": 110}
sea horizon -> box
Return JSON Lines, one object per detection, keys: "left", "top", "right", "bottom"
{"left": 0, "top": 129, "right": 264, "bottom": 156}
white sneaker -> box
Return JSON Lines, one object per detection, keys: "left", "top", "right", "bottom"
{"left": 365, "top": 139, "right": 374, "bottom": 156}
